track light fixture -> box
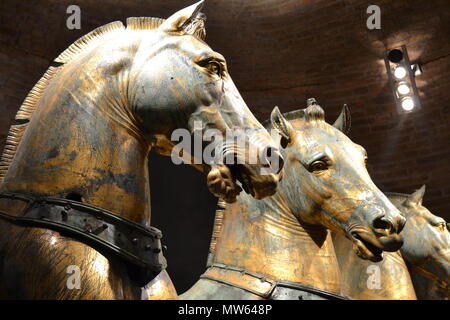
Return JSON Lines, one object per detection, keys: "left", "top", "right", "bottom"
{"left": 384, "top": 46, "right": 422, "bottom": 114}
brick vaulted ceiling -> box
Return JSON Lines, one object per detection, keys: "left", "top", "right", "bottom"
{"left": 0, "top": 0, "right": 449, "bottom": 290}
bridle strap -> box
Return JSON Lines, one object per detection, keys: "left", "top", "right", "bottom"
{"left": 0, "top": 192, "right": 167, "bottom": 287}
{"left": 201, "top": 263, "right": 276, "bottom": 297}
{"left": 201, "top": 263, "right": 348, "bottom": 300}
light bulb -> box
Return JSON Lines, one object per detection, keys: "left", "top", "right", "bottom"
{"left": 394, "top": 66, "right": 407, "bottom": 79}
{"left": 397, "top": 83, "right": 411, "bottom": 95}
{"left": 401, "top": 98, "right": 415, "bottom": 111}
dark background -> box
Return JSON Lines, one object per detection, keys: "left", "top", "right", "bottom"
{"left": 0, "top": 0, "right": 449, "bottom": 293}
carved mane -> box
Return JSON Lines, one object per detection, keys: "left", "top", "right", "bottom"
{"left": 206, "top": 199, "right": 227, "bottom": 266}
{"left": 0, "top": 17, "right": 169, "bottom": 183}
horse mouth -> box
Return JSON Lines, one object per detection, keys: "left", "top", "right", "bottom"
{"left": 206, "top": 164, "right": 278, "bottom": 203}
{"left": 229, "top": 164, "right": 253, "bottom": 196}
{"left": 350, "top": 231, "right": 384, "bottom": 262}
{"left": 230, "top": 164, "right": 278, "bottom": 200}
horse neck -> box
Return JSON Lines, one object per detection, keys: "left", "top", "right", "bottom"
{"left": 332, "top": 233, "right": 417, "bottom": 299}
{"left": 407, "top": 257, "right": 450, "bottom": 299}
{"left": 0, "top": 61, "right": 153, "bottom": 226}
{"left": 211, "top": 189, "right": 342, "bottom": 293}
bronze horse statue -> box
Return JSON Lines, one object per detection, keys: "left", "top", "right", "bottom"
{"left": 0, "top": 1, "right": 283, "bottom": 299}
{"left": 334, "top": 186, "right": 449, "bottom": 300}
{"left": 181, "top": 100, "right": 406, "bottom": 300}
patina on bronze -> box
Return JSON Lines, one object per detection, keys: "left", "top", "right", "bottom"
{"left": 181, "top": 100, "right": 406, "bottom": 300}
{"left": 334, "top": 187, "right": 449, "bottom": 300}
{"left": 0, "top": 1, "right": 282, "bottom": 299}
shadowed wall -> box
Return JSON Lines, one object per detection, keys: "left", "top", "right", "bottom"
{"left": 0, "top": 0, "right": 449, "bottom": 293}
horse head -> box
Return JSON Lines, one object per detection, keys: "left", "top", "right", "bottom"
{"left": 388, "top": 186, "right": 450, "bottom": 297}
{"left": 269, "top": 99, "right": 405, "bottom": 262}
{"left": 127, "top": 1, "right": 282, "bottom": 202}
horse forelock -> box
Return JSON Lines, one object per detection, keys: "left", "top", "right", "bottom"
{"left": 182, "top": 12, "right": 207, "bottom": 41}
{"left": 304, "top": 104, "right": 325, "bottom": 122}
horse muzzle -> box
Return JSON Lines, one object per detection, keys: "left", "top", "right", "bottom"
{"left": 205, "top": 150, "right": 282, "bottom": 203}
{"left": 349, "top": 224, "right": 404, "bottom": 262}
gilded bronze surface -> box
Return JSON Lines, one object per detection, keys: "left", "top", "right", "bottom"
{"left": 181, "top": 101, "right": 406, "bottom": 300}
{"left": 0, "top": 1, "right": 282, "bottom": 299}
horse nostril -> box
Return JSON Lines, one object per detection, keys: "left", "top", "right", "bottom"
{"left": 263, "top": 147, "right": 284, "bottom": 173}
{"left": 397, "top": 216, "right": 406, "bottom": 233}
{"left": 276, "top": 152, "right": 284, "bottom": 173}
{"left": 372, "top": 215, "right": 394, "bottom": 234}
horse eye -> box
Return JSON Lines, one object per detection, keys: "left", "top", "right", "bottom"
{"left": 309, "top": 160, "right": 328, "bottom": 172}
{"left": 436, "top": 222, "right": 446, "bottom": 231}
{"left": 432, "top": 220, "right": 446, "bottom": 231}
{"left": 204, "top": 61, "right": 221, "bottom": 76}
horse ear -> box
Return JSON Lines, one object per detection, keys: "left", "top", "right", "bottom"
{"left": 160, "top": 1, "right": 206, "bottom": 38}
{"left": 270, "top": 106, "right": 295, "bottom": 148}
{"left": 333, "top": 104, "right": 351, "bottom": 134}
{"left": 404, "top": 185, "right": 426, "bottom": 207}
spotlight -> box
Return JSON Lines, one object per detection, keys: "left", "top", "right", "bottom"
{"left": 388, "top": 49, "right": 404, "bottom": 63}
{"left": 394, "top": 66, "right": 407, "bottom": 79}
{"left": 384, "top": 45, "right": 422, "bottom": 114}
{"left": 397, "top": 83, "right": 411, "bottom": 95}
{"left": 401, "top": 97, "right": 415, "bottom": 111}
